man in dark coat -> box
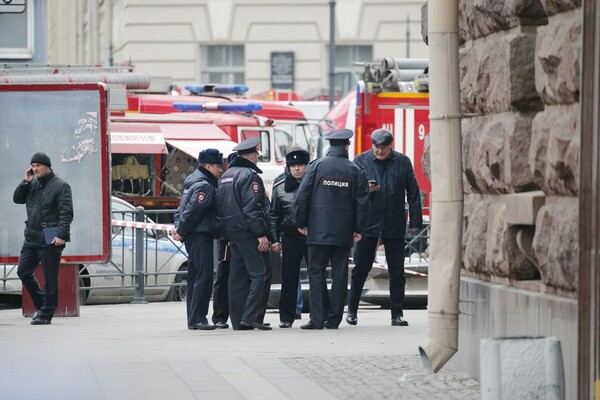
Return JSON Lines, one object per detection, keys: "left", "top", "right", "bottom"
{"left": 269, "top": 148, "right": 310, "bottom": 328}
{"left": 210, "top": 152, "right": 238, "bottom": 330}
{"left": 295, "top": 129, "right": 369, "bottom": 329}
{"left": 347, "top": 128, "right": 423, "bottom": 326}
{"left": 14, "top": 152, "right": 74, "bottom": 325}
{"left": 172, "top": 148, "right": 223, "bottom": 330}
{"left": 217, "top": 137, "right": 273, "bottom": 331}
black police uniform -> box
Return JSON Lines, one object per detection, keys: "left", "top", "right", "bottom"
{"left": 269, "top": 150, "right": 314, "bottom": 326}
{"left": 217, "top": 138, "right": 272, "bottom": 331}
{"left": 211, "top": 238, "right": 230, "bottom": 327}
{"left": 174, "top": 151, "right": 222, "bottom": 330}
{"left": 295, "top": 130, "right": 369, "bottom": 329}
{"left": 348, "top": 131, "right": 423, "bottom": 326}
{"left": 211, "top": 152, "right": 238, "bottom": 329}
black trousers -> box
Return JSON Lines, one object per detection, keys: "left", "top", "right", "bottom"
{"left": 279, "top": 235, "right": 308, "bottom": 324}
{"left": 17, "top": 243, "right": 64, "bottom": 320}
{"left": 307, "top": 245, "right": 350, "bottom": 328}
{"left": 184, "top": 234, "right": 214, "bottom": 326}
{"left": 348, "top": 236, "right": 406, "bottom": 318}
{"left": 229, "top": 237, "right": 272, "bottom": 330}
{"left": 211, "top": 239, "right": 230, "bottom": 324}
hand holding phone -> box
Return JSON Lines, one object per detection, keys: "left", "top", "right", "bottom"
{"left": 368, "top": 179, "right": 379, "bottom": 192}
{"left": 24, "top": 167, "right": 34, "bottom": 182}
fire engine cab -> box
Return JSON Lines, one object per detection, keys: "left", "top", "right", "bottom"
{"left": 321, "top": 58, "right": 431, "bottom": 209}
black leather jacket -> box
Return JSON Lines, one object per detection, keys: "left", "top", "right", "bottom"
{"left": 13, "top": 171, "right": 74, "bottom": 247}
{"left": 174, "top": 166, "right": 220, "bottom": 238}
{"left": 269, "top": 174, "right": 303, "bottom": 243}
{"left": 217, "top": 156, "right": 271, "bottom": 241}
{"left": 353, "top": 149, "right": 423, "bottom": 239}
{"left": 295, "top": 146, "right": 369, "bottom": 247}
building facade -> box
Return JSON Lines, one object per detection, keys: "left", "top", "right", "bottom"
{"left": 47, "top": 0, "right": 428, "bottom": 98}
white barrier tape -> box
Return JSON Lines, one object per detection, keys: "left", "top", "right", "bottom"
{"left": 112, "top": 219, "right": 174, "bottom": 233}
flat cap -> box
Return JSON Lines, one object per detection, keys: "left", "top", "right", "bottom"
{"left": 325, "top": 129, "right": 353, "bottom": 141}
{"left": 371, "top": 128, "right": 393, "bottom": 146}
{"left": 232, "top": 137, "right": 261, "bottom": 154}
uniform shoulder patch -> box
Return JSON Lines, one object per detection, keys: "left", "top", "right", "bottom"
{"left": 197, "top": 192, "right": 206, "bottom": 203}
{"left": 251, "top": 181, "right": 260, "bottom": 193}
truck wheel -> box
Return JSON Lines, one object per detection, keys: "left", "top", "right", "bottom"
{"left": 169, "top": 264, "right": 187, "bottom": 302}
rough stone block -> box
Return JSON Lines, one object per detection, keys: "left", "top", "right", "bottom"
{"left": 535, "top": 11, "right": 581, "bottom": 105}
{"left": 462, "top": 113, "right": 537, "bottom": 194}
{"left": 459, "top": 0, "right": 547, "bottom": 41}
{"left": 460, "top": 31, "right": 543, "bottom": 114}
{"left": 529, "top": 104, "right": 579, "bottom": 196}
{"left": 540, "top": 0, "right": 581, "bottom": 17}
{"left": 532, "top": 199, "right": 578, "bottom": 291}
{"left": 463, "top": 195, "right": 492, "bottom": 274}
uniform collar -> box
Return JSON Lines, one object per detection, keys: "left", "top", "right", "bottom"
{"left": 327, "top": 146, "right": 349, "bottom": 158}
{"left": 229, "top": 155, "right": 263, "bottom": 174}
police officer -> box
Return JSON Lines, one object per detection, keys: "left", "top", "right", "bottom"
{"left": 172, "top": 148, "right": 223, "bottom": 330}
{"left": 210, "top": 152, "right": 239, "bottom": 330}
{"left": 217, "top": 137, "right": 273, "bottom": 331}
{"left": 269, "top": 149, "right": 310, "bottom": 328}
{"left": 347, "top": 128, "right": 423, "bottom": 327}
{"left": 295, "top": 129, "right": 369, "bottom": 329}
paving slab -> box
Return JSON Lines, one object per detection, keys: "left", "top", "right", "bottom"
{"left": 0, "top": 302, "right": 480, "bottom": 399}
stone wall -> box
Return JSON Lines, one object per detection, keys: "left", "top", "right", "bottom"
{"left": 457, "top": 0, "right": 581, "bottom": 295}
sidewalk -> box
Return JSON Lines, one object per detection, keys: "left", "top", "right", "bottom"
{"left": 0, "top": 302, "right": 479, "bottom": 400}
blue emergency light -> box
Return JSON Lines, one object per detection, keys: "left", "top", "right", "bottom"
{"left": 185, "top": 84, "right": 249, "bottom": 95}
{"left": 173, "top": 101, "right": 263, "bottom": 113}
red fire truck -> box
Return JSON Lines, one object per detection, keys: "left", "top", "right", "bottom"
{"left": 321, "top": 58, "right": 430, "bottom": 208}
{"left": 127, "top": 85, "right": 319, "bottom": 160}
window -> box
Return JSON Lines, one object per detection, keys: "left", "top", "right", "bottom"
{"left": 201, "top": 45, "right": 245, "bottom": 84}
{"left": 331, "top": 45, "right": 373, "bottom": 97}
{"left": 239, "top": 129, "right": 271, "bottom": 163}
{"left": 0, "top": 2, "right": 34, "bottom": 59}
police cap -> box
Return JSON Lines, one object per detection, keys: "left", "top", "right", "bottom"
{"left": 326, "top": 129, "right": 353, "bottom": 146}
{"left": 371, "top": 128, "right": 393, "bottom": 146}
{"left": 285, "top": 149, "right": 310, "bottom": 167}
{"left": 232, "top": 137, "right": 261, "bottom": 154}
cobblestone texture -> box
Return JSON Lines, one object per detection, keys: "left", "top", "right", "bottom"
{"left": 282, "top": 355, "right": 481, "bottom": 400}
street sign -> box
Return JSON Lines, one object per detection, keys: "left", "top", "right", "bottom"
{"left": 0, "top": 0, "right": 26, "bottom": 14}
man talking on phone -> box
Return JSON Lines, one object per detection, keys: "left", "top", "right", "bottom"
{"left": 347, "top": 128, "right": 422, "bottom": 327}
{"left": 13, "top": 152, "right": 74, "bottom": 325}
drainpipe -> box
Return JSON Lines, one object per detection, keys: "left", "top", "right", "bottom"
{"left": 418, "top": 0, "right": 463, "bottom": 373}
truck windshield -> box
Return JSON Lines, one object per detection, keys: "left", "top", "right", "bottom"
{"left": 273, "top": 122, "right": 311, "bottom": 159}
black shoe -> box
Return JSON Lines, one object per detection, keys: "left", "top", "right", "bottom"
{"left": 346, "top": 313, "right": 357, "bottom": 325}
{"left": 324, "top": 321, "right": 338, "bottom": 329}
{"left": 32, "top": 311, "right": 40, "bottom": 319}
{"left": 295, "top": 313, "right": 302, "bottom": 320}
{"left": 31, "top": 318, "right": 51, "bottom": 325}
{"left": 263, "top": 322, "right": 271, "bottom": 327}
{"left": 241, "top": 321, "right": 272, "bottom": 331}
{"left": 238, "top": 324, "right": 255, "bottom": 331}
{"left": 300, "top": 322, "right": 323, "bottom": 330}
{"left": 391, "top": 316, "right": 409, "bottom": 326}
{"left": 214, "top": 321, "right": 229, "bottom": 329}
{"left": 188, "top": 322, "right": 217, "bottom": 330}
{"left": 279, "top": 321, "right": 293, "bottom": 328}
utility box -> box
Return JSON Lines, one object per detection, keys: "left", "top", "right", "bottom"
{"left": 480, "top": 336, "right": 565, "bottom": 399}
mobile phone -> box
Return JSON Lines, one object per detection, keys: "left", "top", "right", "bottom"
{"left": 27, "top": 168, "right": 33, "bottom": 176}
{"left": 368, "top": 179, "right": 378, "bottom": 186}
